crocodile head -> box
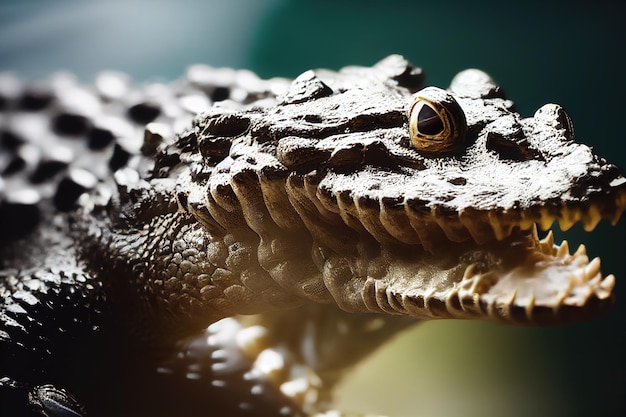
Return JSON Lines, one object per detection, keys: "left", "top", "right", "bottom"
{"left": 97, "top": 55, "right": 625, "bottom": 334}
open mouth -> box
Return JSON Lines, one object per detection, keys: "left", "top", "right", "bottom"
{"left": 352, "top": 187, "right": 626, "bottom": 325}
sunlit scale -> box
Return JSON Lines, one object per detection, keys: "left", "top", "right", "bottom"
{"left": 3, "top": 54, "right": 624, "bottom": 417}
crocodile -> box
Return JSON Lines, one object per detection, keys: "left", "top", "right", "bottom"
{"left": 0, "top": 55, "right": 624, "bottom": 416}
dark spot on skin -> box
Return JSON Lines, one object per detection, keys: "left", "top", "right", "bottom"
{"left": 88, "top": 127, "right": 116, "bottom": 150}
{"left": 211, "top": 86, "right": 230, "bottom": 102}
{"left": 1, "top": 130, "right": 24, "bottom": 150}
{"left": 19, "top": 89, "right": 54, "bottom": 111}
{"left": 128, "top": 102, "right": 161, "bottom": 124}
{"left": 30, "top": 160, "right": 68, "bottom": 183}
{"left": 109, "top": 144, "right": 131, "bottom": 171}
{"left": 304, "top": 114, "right": 323, "bottom": 123}
{"left": 53, "top": 113, "right": 90, "bottom": 136}
{"left": 448, "top": 177, "right": 467, "bottom": 186}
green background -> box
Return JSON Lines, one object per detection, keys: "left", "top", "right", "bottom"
{"left": 1, "top": 1, "right": 625, "bottom": 416}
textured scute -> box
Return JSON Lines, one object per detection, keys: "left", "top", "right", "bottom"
{"left": 0, "top": 55, "right": 625, "bottom": 417}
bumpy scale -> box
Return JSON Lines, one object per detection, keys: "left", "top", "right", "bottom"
{"left": 1, "top": 55, "right": 624, "bottom": 416}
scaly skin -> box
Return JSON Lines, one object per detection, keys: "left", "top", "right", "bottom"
{"left": 1, "top": 55, "right": 624, "bottom": 416}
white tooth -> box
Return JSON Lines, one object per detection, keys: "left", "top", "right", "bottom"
{"left": 487, "top": 212, "right": 512, "bottom": 240}
{"left": 555, "top": 290, "right": 568, "bottom": 307}
{"left": 531, "top": 223, "right": 539, "bottom": 241}
{"left": 584, "top": 257, "right": 601, "bottom": 280}
{"left": 525, "top": 293, "right": 536, "bottom": 322}
{"left": 556, "top": 240, "right": 570, "bottom": 257}
{"left": 587, "top": 274, "right": 602, "bottom": 286}
{"left": 538, "top": 211, "right": 554, "bottom": 231}
{"left": 594, "top": 275, "right": 615, "bottom": 299}
{"left": 558, "top": 217, "right": 573, "bottom": 231}
{"left": 582, "top": 205, "right": 602, "bottom": 232}
{"left": 502, "top": 290, "right": 517, "bottom": 311}
{"left": 558, "top": 207, "right": 581, "bottom": 231}
{"left": 574, "top": 244, "right": 587, "bottom": 257}
{"left": 540, "top": 230, "right": 554, "bottom": 247}
{"left": 599, "top": 274, "right": 615, "bottom": 292}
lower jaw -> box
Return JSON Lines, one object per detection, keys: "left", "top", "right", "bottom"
{"left": 372, "top": 225, "right": 615, "bottom": 325}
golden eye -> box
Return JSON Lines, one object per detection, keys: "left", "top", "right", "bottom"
{"left": 408, "top": 86, "right": 467, "bottom": 154}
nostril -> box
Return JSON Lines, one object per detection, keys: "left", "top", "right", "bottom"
{"left": 486, "top": 132, "right": 543, "bottom": 162}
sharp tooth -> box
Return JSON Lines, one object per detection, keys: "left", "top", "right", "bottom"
{"left": 582, "top": 205, "right": 602, "bottom": 231}
{"left": 525, "top": 293, "right": 536, "bottom": 322}
{"left": 558, "top": 218, "right": 573, "bottom": 231}
{"left": 531, "top": 223, "right": 539, "bottom": 241}
{"left": 558, "top": 207, "right": 580, "bottom": 231}
{"left": 587, "top": 274, "right": 602, "bottom": 286}
{"left": 555, "top": 288, "right": 569, "bottom": 307}
{"left": 616, "top": 189, "right": 626, "bottom": 210}
{"left": 502, "top": 290, "right": 517, "bottom": 309}
{"left": 598, "top": 274, "right": 615, "bottom": 294}
{"left": 611, "top": 189, "right": 626, "bottom": 225}
{"left": 611, "top": 204, "right": 625, "bottom": 225}
{"left": 538, "top": 213, "right": 554, "bottom": 231}
{"left": 574, "top": 244, "right": 587, "bottom": 257}
{"left": 584, "top": 257, "right": 601, "bottom": 280}
{"left": 487, "top": 212, "right": 513, "bottom": 240}
{"left": 539, "top": 230, "right": 554, "bottom": 253}
{"left": 556, "top": 240, "right": 570, "bottom": 257}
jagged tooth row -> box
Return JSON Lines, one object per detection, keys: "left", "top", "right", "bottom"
{"left": 546, "top": 191, "right": 626, "bottom": 232}
{"left": 360, "top": 233, "right": 616, "bottom": 325}
{"left": 539, "top": 230, "right": 555, "bottom": 254}
{"left": 308, "top": 182, "right": 625, "bottom": 251}
{"left": 439, "top": 240, "right": 608, "bottom": 324}
{"left": 558, "top": 206, "right": 581, "bottom": 231}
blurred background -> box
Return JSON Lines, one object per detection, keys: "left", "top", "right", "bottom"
{"left": 1, "top": 0, "right": 624, "bottom": 416}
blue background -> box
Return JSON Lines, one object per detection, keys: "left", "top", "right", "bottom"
{"left": 1, "top": 1, "right": 625, "bottom": 416}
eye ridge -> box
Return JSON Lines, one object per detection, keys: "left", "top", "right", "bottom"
{"left": 408, "top": 86, "right": 467, "bottom": 154}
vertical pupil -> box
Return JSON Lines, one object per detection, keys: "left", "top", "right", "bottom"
{"left": 417, "top": 104, "right": 444, "bottom": 135}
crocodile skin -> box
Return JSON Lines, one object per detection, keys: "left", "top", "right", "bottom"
{"left": 1, "top": 55, "right": 625, "bottom": 417}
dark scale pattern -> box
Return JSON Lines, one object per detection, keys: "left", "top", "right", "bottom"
{"left": 52, "top": 113, "right": 91, "bottom": 136}
{"left": 19, "top": 89, "right": 54, "bottom": 111}
{"left": 0, "top": 65, "right": 294, "bottom": 417}
{"left": 0, "top": 191, "right": 41, "bottom": 242}
{"left": 87, "top": 127, "right": 116, "bottom": 150}
{"left": 128, "top": 102, "right": 161, "bottom": 124}
{"left": 1, "top": 56, "right": 625, "bottom": 417}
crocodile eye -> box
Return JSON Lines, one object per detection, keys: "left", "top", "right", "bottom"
{"left": 408, "top": 86, "right": 467, "bottom": 154}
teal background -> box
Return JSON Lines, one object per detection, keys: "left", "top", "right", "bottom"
{"left": 1, "top": 1, "right": 625, "bottom": 416}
